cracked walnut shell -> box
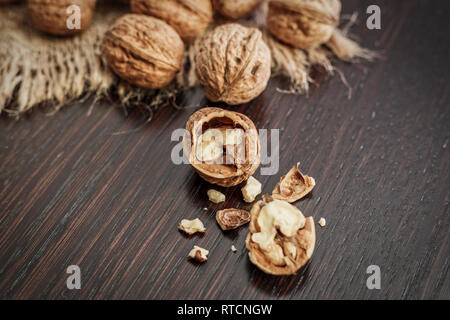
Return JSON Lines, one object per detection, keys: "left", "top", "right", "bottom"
{"left": 195, "top": 23, "right": 271, "bottom": 105}
{"left": 27, "top": 0, "right": 96, "bottom": 36}
{"left": 246, "top": 196, "right": 315, "bottom": 275}
{"left": 131, "top": 0, "right": 212, "bottom": 42}
{"left": 212, "top": 0, "right": 262, "bottom": 19}
{"left": 216, "top": 208, "right": 250, "bottom": 231}
{"left": 183, "top": 107, "right": 260, "bottom": 187}
{"left": 101, "top": 14, "right": 184, "bottom": 89}
{"left": 267, "top": 0, "right": 341, "bottom": 49}
{"left": 272, "top": 163, "right": 315, "bottom": 202}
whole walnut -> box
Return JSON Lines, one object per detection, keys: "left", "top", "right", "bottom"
{"left": 101, "top": 14, "right": 184, "bottom": 89}
{"left": 131, "top": 0, "right": 213, "bottom": 42}
{"left": 195, "top": 23, "right": 271, "bottom": 105}
{"left": 267, "top": 0, "right": 341, "bottom": 49}
{"left": 27, "top": 0, "right": 96, "bottom": 36}
{"left": 212, "top": 0, "right": 262, "bottom": 19}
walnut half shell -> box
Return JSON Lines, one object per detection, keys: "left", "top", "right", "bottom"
{"left": 272, "top": 163, "right": 315, "bottom": 202}
{"left": 183, "top": 107, "right": 260, "bottom": 187}
{"left": 246, "top": 196, "right": 315, "bottom": 275}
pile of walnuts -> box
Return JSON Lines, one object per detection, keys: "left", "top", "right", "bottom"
{"left": 17, "top": 0, "right": 343, "bottom": 105}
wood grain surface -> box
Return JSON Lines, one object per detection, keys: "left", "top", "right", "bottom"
{"left": 0, "top": 0, "right": 449, "bottom": 299}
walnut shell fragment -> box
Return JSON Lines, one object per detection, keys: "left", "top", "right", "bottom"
{"left": 27, "top": 0, "right": 96, "bottom": 36}
{"left": 131, "top": 0, "right": 212, "bottom": 42}
{"left": 195, "top": 23, "right": 271, "bottom": 105}
{"left": 272, "top": 163, "right": 315, "bottom": 202}
{"left": 267, "top": 0, "right": 341, "bottom": 49}
{"left": 101, "top": 14, "right": 184, "bottom": 89}
{"left": 212, "top": 0, "right": 262, "bottom": 19}
{"left": 216, "top": 208, "right": 250, "bottom": 231}
{"left": 246, "top": 196, "right": 315, "bottom": 275}
{"left": 183, "top": 107, "right": 260, "bottom": 187}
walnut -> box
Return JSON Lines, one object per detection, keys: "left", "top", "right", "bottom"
{"left": 241, "top": 176, "right": 262, "bottom": 203}
{"left": 207, "top": 189, "right": 225, "bottom": 203}
{"left": 267, "top": 0, "right": 341, "bottom": 49}
{"left": 245, "top": 196, "right": 315, "bottom": 275}
{"left": 27, "top": 0, "right": 96, "bottom": 36}
{"left": 131, "top": 0, "right": 212, "bottom": 42}
{"left": 195, "top": 23, "right": 271, "bottom": 105}
{"left": 272, "top": 163, "right": 315, "bottom": 202}
{"left": 183, "top": 107, "right": 260, "bottom": 187}
{"left": 212, "top": 0, "right": 262, "bottom": 19}
{"left": 187, "top": 245, "right": 209, "bottom": 262}
{"left": 178, "top": 218, "right": 206, "bottom": 235}
{"left": 101, "top": 14, "right": 184, "bottom": 89}
{"left": 216, "top": 208, "right": 250, "bottom": 231}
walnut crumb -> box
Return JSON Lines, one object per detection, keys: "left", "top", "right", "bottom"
{"left": 231, "top": 245, "right": 237, "bottom": 252}
{"left": 207, "top": 189, "right": 225, "bottom": 203}
{"left": 318, "top": 217, "right": 326, "bottom": 227}
{"left": 178, "top": 218, "right": 205, "bottom": 235}
{"left": 187, "top": 245, "right": 209, "bottom": 262}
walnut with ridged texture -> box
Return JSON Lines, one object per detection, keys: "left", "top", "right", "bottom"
{"left": 101, "top": 14, "right": 184, "bottom": 89}
{"left": 195, "top": 23, "right": 271, "bottom": 105}
{"left": 212, "top": 0, "right": 261, "bottom": 19}
{"left": 131, "top": 0, "right": 212, "bottom": 42}
{"left": 267, "top": 0, "right": 341, "bottom": 49}
{"left": 27, "top": 0, "right": 96, "bottom": 36}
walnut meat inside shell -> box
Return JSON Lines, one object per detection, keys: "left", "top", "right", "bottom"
{"left": 267, "top": 0, "right": 341, "bottom": 49}
{"left": 246, "top": 196, "right": 315, "bottom": 275}
{"left": 216, "top": 208, "right": 250, "bottom": 231}
{"left": 183, "top": 107, "right": 260, "bottom": 187}
{"left": 212, "top": 0, "right": 262, "bottom": 19}
{"left": 272, "top": 163, "right": 315, "bottom": 202}
{"left": 195, "top": 23, "right": 271, "bottom": 105}
{"left": 101, "top": 14, "right": 184, "bottom": 89}
{"left": 27, "top": 0, "right": 96, "bottom": 36}
{"left": 131, "top": 0, "right": 212, "bottom": 42}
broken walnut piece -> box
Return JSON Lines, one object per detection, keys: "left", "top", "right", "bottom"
{"left": 318, "top": 217, "right": 326, "bottom": 227}
{"left": 241, "top": 176, "right": 262, "bottom": 203}
{"left": 183, "top": 107, "right": 260, "bottom": 187}
{"left": 187, "top": 245, "right": 209, "bottom": 262}
{"left": 246, "top": 196, "right": 315, "bottom": 275}
{"left": 207, "top": 189, "right": 226, "bottom": 203}
{"left": 178, "top": 218, "right": 206, "bottom": 235}
{"left": 216, "top": 208, "right": 250, "bottom": 231}
{"left": 272, "top": 163, "right": 315, "bottom": 203}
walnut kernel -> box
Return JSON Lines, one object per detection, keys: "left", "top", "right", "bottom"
{"left": 318, "top": 217, "right": 326, "bottom": 227}
{"left": 187, "top": 245, "right": 209, "bottom": 262}
{"left": 101, "top": 14, "right": 184, "bottom": 89}
{"left": 178, "top": 218, "right": 206, "bottom": 235}
{"left": 195, "top": 23, "right": 271, "bottom": 105}
{"left": 241, "top": 176, "right": 262, "bottom": 203}
{"left": 207, "top": 189, "right": 226, "bottom": 204}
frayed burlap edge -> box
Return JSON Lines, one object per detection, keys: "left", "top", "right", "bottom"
{"left": 0, "top": 2, "right": 376, "bottom": 118}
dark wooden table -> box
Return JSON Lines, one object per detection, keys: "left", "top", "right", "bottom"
{"left": 0, "top": 0, "right": 449, "bottom": 300}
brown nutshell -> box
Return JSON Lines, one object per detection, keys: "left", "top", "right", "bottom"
{"left": 131, "top": 0, "right": 212, "bottom": 42}
{"left": 195, "top": 23, "right": 271, "bottom": 105}
{"left": 216, "top": 208, "right": 250, "bottom": 231}
{"left": 183, "top": 107, "right": 260, "bottom": 187}
{"left": 27, "top": 0, "right": 96, "bottom": 36}
{"left": 212, "top": 0, "right": 262, "bottom": 20}
{"left": 246, "top": 197, "right": 316, "bottom": 275}
{"left": 267, "top": 0, "right": 341, "bottom": 49}
{"left": 272, "top": 163, "right": 315, "bottom": 202}
{"left": 101, "top": 14, "right": 184, "bottom": 89}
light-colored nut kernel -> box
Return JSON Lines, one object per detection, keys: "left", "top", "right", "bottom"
{"left": 131, "top": 0, "right": 213, "bottom": 42}
{"left": 27, "top": 0, "right": 96, "bottom": 36}
{"left": 178, "top": 218, "right": 206, "bottom": 235}
{"left": 212, "top": 0, "right": 262, "bottom": 19}
{"left": 101, "top": 14, "right": 184, "bottom": 89}
{"left": 183, "top": 107, "right": 260, "bottom": 187}
{"left": 207, "top": 189, "right": 225, "bottom": 203}
{"left": 195, "top": 23, "right": 271, "bottom": 105}
{"left": 241, "top": 176, "right": 262, "bottom": 203}
{"left": 267, "top": 0, "right": 341, "bottom": 49}
{"left": 187, "top": 245, "right": 209, "bottom": 262}
{"left": 231, "top": 245, "right": 237, "bottom": 252}
{"left": 272, "top": 163, "right": 315, "bottom": 203}
{"left": 318, "top": 217, "right": 326, "bottom": 227}
{"left": 216, "top": 208, "right": 250, "bottom": 231}
{"left": 246, "top": 196, "right": 315, "bottom": 275}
